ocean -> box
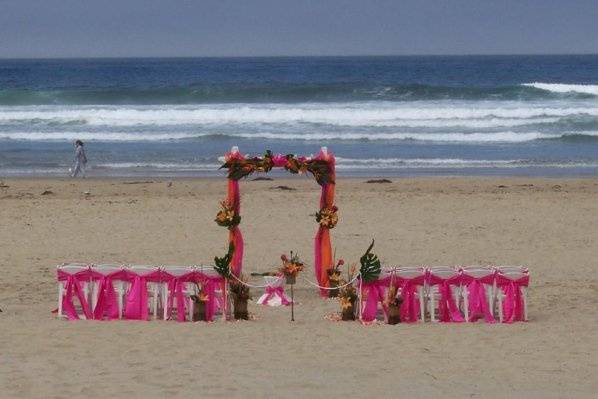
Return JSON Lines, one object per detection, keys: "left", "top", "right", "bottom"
{"left": 1, "top": 55, "right": 598, "bottom": 177}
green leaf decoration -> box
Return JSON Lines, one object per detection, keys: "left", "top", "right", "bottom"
{"left": 359, "top": 239, "right": 381, "bottom": 282}
{"left": 306, "top": 159, "right": 333, "bottom": 186}
{"left": 214, "top": 242, "right": 235, "bottom": 278}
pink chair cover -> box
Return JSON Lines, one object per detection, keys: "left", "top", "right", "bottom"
{"left": 395, "top": 275, "right": 426, "bottom": 323}
{"left": 59, "top": 267, "right": 225, "bottom": 322}
{"left": 360, "top": 273, "right": 425, "bottom": 323}
{"left": 163, "top": 271, "right": 224, "bottom": 322}
{"left": 461, "top": 272, "right": 496, "bottom": 323}
{"left": 90, "top": 269, "right": 128, "bottom": 320}
{"left": 360, "top": 279, "right": 389, "bottom": 322}
{"left": 496, "top": 274, "right": 529, "bottom": 323}
{"left": 123, "top": 269, "right": 164, "bottom": 320}
{"left": 57, "top": 268, "right": 93, "bottom": 320}
{"left": 426, "top": 272, "right": 465, "bottom": 322}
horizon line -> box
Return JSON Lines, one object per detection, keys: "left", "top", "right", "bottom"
{"left": 1, "top": 52, "right": 598, "bottom": 61}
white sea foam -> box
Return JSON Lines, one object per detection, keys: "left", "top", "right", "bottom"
{"left": 523, "top": 83, "right": 598, "bottom": 96}
{"left": 3, "top": 130, "right": 597, "bottom": 143}
{"left": 335, "top": 157, "right": 517, "bottom": 166}
{"left": 0, "top": 131, "right": 197, "bottom": 141}
{"left": 1, "top": 103, "right": 597, "bottom": 128}
{"left": 95, "top": 162, "right": 221, "bottom": 170}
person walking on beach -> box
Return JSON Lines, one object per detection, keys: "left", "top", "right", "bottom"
{"left": 71, "top": 140, "right": 87, "bottom": 178}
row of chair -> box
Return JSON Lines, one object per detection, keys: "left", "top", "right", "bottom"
{"left": 57, "top": 263, "right": 529, "bottom": 323}
{"left": 56, "top": 263, "right": 223, "bottom": 321}
{"left": 372, "top": 265, "right": 529, "bottom": 323}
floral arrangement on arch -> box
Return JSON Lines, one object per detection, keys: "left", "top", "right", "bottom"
{"left": 220, "top": 150, "right": 334, "bottom": 186}
{"left": 214, "top": 200, "right": 241, "bottom": 229}
{"left": 316, "top": 206, "right": 339, "bottom": 229}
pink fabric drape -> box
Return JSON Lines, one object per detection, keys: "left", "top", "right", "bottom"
{"left": 59, "top": 268, "right": 224, "bottom": 322}
{"left": 261, "top": 286, "right": 291, "bottom": 306}
{"left": 313, "top": 149, "right": 336, "bottom": 296}
{"left": 163, "top": 271, "right": 223, "bottom": 322}
{"left": 426, "top": 273, "right": 465, "bottom": 322}
{"left": 123, "top": 269, "right": 163, "bottom": 320}
{"left": 496, "top": 274, "right": 529, "bottom": 323}
{"left": 227, "top": 177, "right": 244, "bottom": 277}
{"left": 396, "top": 275, "right": 426, "bottom": 323}
{"left": 57, "top": 268, "right": 93, "bottom": 320}
{"left": 224, "top": 150, "right": 245, "bottom": 277}
{"left": 91, "top": 269, "right": 128, "bottom": 320}
{"left": 272, "top": 154, "right": 287, "bottom": 166}
{"left": 461, "top": 272, "right": 496, "bottom": 323}
{"left": 360, "top": 273, "right": 425, "bottom": 323}
{"left": 360, "top": 279, "right": 389, "bottom": 322}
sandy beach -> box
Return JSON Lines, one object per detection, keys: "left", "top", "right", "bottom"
{"left": 0, "top": 176, "right": 597, "bottom": 398}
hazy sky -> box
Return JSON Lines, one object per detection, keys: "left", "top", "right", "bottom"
{"left": 1, "top": 0, "right": 597, "bottom": 58}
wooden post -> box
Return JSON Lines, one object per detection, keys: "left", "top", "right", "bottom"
{"left": 290, "top": 283, "right": 295, "bottom": 322}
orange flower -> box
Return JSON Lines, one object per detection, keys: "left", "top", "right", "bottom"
{"left": 215, "top": 201, "right": 240, "bottom": 228}
{"left": 198, "top": 292, "right": 209, "bottom": 302}
{"left": 315, "top": 206, "right": 339, "bottom": 229}
{"left": 340, "top": 297, "right": 353, "bottom": 310}
{"left": 279, "top": 251, "right": 304, "bottom": 277}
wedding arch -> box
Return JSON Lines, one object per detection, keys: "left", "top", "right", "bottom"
{"left": 215, "top": 146, "right": 337, "bottom": 296}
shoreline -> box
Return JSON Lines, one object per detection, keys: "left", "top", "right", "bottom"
{"left": 4, "top": 171, "right": 598, "bottom": 181}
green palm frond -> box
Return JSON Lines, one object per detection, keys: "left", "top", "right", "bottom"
{"left": 359, "top": 239, "right": 381, "bottom": 282}
{"left": 214, "top": 242, "right": 235, "bottom": 278}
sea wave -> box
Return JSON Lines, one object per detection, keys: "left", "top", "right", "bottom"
{"left": 3, "top": 130, "right": 598, "bottom": 143}
{"left": 522, "top": 83, "right": 598, "bottom": 96}
{"left": 335, "top": 157, "right": 598, "bottom": 169}
{"left": 2, "top": 104, "right": 598, "bottom": 128}
{"left": 94, "top": 162, "right": 222, "bottom": 170}
{"left": 0, "top": 82, "right": 596, "bottom": 106}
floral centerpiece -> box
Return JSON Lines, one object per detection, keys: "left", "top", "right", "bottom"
{"left": 190, "top": 286, "right": 209, "bottom": 322}
{"left": 384, "top": 285, "right": 403, "bottom": 325}
{"left": 279, "top": 251, "right": 304, "bottom": 284}
{"left": 214, "top": 243, "right": 251, "bottom": 320}
{"left": 229, "top": 275, "right": 251, "bottom": 320}
{"left": 326, "top": 257, "right": 344, "bottom": 298}
{"left": 336, "top": 240, "right": 382, "bottom": 321}
{"left": 338, "top": 264, "right": 358, "bottom": 320}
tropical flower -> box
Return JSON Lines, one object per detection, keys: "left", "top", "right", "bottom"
{"left": 215, "top": 201, "right": 241, "bottom": 229}
{"left": 315, "top": 206, "right": 339, "bottom": 229}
